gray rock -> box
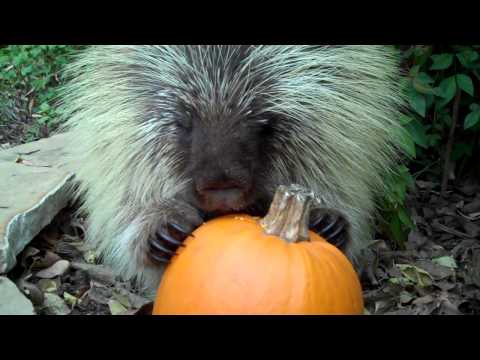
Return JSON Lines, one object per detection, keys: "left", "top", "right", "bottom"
{"left": 0, "top": 276, "right": 35, "bottom": 315}
{"left": 0, "top": 133, "right": 78, "bottom": 274}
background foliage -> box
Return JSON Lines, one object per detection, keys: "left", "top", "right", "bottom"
{"left": 0, "top": 45, "right": 85, "bottom": 141}
{"left": 1, "top": 45, "right": 479, "bottom": 248}
{"left": 381, "top": 45, "right": 480, "bottom": 248}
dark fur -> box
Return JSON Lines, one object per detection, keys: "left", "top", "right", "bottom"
{"left": 147, "top": 101, "right": 350, "bottom": 264}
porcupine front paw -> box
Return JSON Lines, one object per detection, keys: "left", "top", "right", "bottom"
{"left": 309, "top": 208, "right": 351, "bottom": 252}
{"left": 147, "top": 202, "right": 204, "bottom": 266}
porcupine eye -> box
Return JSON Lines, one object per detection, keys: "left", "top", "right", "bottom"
{"left": 177, "top": 110, "right": 193, "bottom": 132}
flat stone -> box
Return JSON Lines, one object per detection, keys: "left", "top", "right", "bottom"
{"left": 0, "top": 133, "right": 78, "bottom": 274}
{"left": 0, "top": 276, "right": 35, "bottom": 315}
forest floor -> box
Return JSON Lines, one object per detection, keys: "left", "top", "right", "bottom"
{"left": 361, "top": 178, "right": 480, "bottom": 314}
{"left": 5, "top": 175, "right": 480, "bottom": 315}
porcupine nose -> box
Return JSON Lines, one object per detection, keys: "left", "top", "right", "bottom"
{"left": 195, "top": 175, "right": 249, "bottom": 213}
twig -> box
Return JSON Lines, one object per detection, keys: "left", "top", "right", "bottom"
{"left": 432, "top": 221, "right": 472, "bottom": 238}
{"left": 441, "top": 90, "right": 462, "bottom": 196}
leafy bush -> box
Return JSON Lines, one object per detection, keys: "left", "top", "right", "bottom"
{"left": 0, "top": 45, "right": 85, "bottom": 142}
{"left": 380, "top": 45, "right": 480, "bottom": 248}
{"left": 401, "top": 45, "right": 480, "bottom": 185}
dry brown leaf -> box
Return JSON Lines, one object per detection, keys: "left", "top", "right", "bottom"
{"left": 36, "top": 260, "right": 70, "bottom": 279}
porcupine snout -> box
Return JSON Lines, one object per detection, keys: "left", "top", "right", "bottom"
{"left": 195, "top": 166, "right": 252, "bottom": 213}
{"left": 188, "top": 122, "right": 259, "bottom": 214}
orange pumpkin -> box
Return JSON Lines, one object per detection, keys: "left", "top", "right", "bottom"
{"left": 153, "top": 185, "right": 364, "bottom": 315}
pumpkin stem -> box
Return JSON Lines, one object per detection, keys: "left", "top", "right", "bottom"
{"left": 259, "top": 184, "right": 315, "bottom": 243}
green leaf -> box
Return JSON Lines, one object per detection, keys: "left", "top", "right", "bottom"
{"left": 413, "top": 75, "right": 436, "bottom": 95}
{"left": 405, "top": 118, "right": 429, "bottom": 149}
{"left": 399, "top": 115, "right": 414, "bottom": 125}
{"left": 414, "top": 46, "right": 433, "bottom": 67}
{"left": 399, "top": 131, "right": 417, "bottom": 158}
{"left": 39, "top": 102, "right": 51, "bottom": 112}
{"left": 430, "top": 53, "right": 454, "bottom": 70}
{"left": 456, "top": 74, "right": 474, "bottom": 96}
{"left": 390, "top": 216, "right": 404, "bottom": 245}
{"left": 464, "top": 110, "right": 480, "bottom": 129}
{"left": 393, "top": 178, "right": 407, "bottom": 200}
{"left": 398, "top": 165, "right": 415, "bottom": 188}
{"left": 20, "top": 65, "right": 33, "bottom": 76}
{"left": 398, "top": 208, "right": 415, "bottom": 229}
{"left": 417, "top": 72, "right": 434, "bottom": 84}
{"left": 427, "top": 133, "right": 442, "bottom": 147}
{"left": 435, "top": 76, "right": 457, "bottom": 109}
{"left": 470, "top": 103, "right": 480, "bottom": 112}
{"left": 437, "top": 76, "right": 457, "bottom": 100}
{"left": 457, "top": 50, "right": 479, "bottom": 68}
{"left": 409, "top": 65, "right": 421, "bottom": 77}
{"left": 408, "top": 92, "right": 427, "bottom": 117}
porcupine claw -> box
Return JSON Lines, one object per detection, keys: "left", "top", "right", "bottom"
{"left": 309, "top": 208, "right": 351, "bottom": 251}
{"left": 147, "top": 205, "right": 204, "bottom": 265}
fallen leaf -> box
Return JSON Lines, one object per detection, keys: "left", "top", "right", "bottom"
{"left": 41, "top": 293, "right": 71, "bottom": 315}
{"left": 112, "top": 292, "right": 131, "bottom": 309}
{"left": 463, "top": 222, "right": 480, "bottom": 238}
{"left": 415, "top": 260, "right": 455, "bottom": 281}
{"left": 396, "top": 264, "right": 434, "bottom": 287}
{"left": 32, "top": 250, "right": 62, "bottom": 271}
{"left": 63, "top": 292, "right": 78, "bottom": 307}
{"left": 374, "top": 299, "right": 396, "bottom": 314}
{"left": 434, "top": 281, "right": 456, "bottom": 292}
{"left": 432, "top": 256, "right": 458, "bottom": 269}
{"left": 113, "top": 287, "right": 151, "bottom": 309}
{"left": 36, "top": 260, "right": 70, "bottom": 279}
{"left": 71, "top": 262, "right": 116, "bottom": 285}
{"left": 464, "top": 197, "right": 480, "bottom": 213}
{"left": 412, "top": 294, "right": 434, "bottom": 306}
{"left": 37, "top": 279, "right": 59, "bottom": 293}
{"left": 85, "top": 283, "right": 112, "bottom": 305}
{"left": 399, "top": 291, "right": 414, "bottom": 305}
{"left": 108, "top": 299, "right": 127, "bottom": 315}
{"left": 438, "top": 293, "right": 462, "bottom": 315}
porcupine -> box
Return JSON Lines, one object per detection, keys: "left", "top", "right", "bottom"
{"left": 59, "top": 45, "right": 407, "bottom": 296}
